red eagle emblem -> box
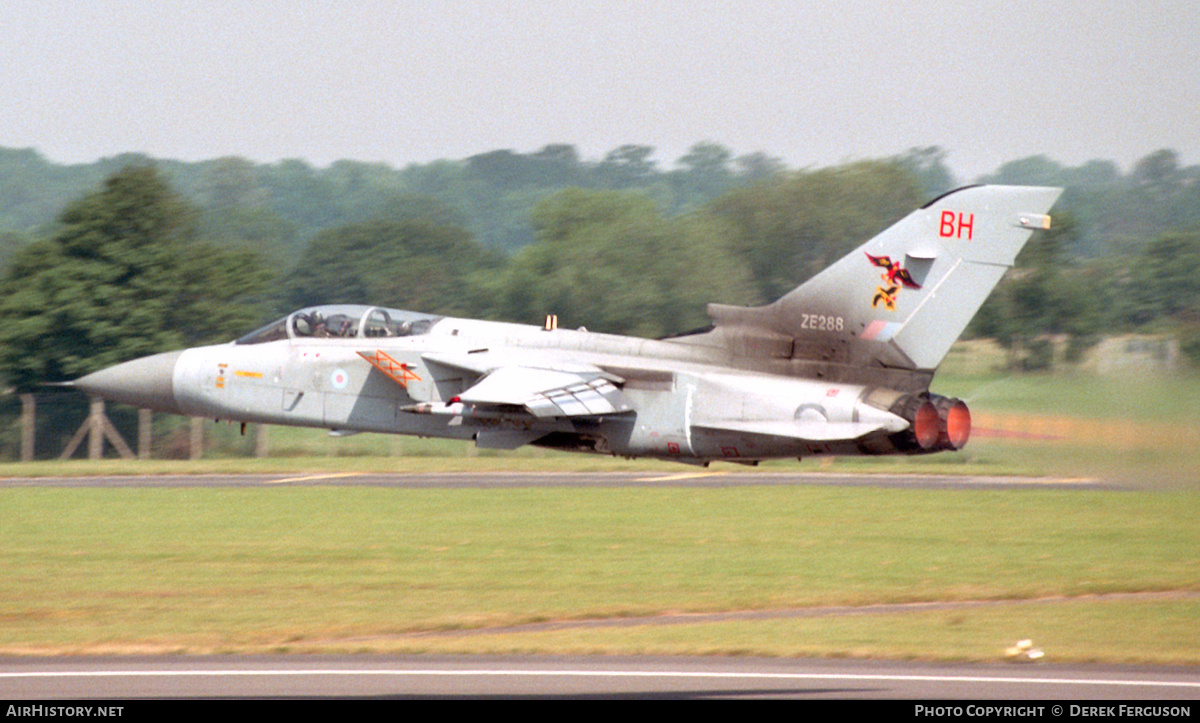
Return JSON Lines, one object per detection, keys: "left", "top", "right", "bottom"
{"left": 865, "top": 253, "right": 921, "bottom": 311}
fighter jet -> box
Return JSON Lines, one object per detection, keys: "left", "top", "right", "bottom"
{"left": 74, "top": 184, "right": 1060, "bottom": 464}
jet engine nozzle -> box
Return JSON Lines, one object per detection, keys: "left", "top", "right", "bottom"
{"left": 863, "top": 392, "right": 970, "bottom": 455}
{"left": 912, "top": 400, "right": 940, "bottom": 450}
{"left": 932, "top": 396, "right": 971, "bottom": 450}
{"left": 882, "top": 395, "right": 940, "bottom": 453}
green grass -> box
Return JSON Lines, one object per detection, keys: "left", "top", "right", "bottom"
{"left": 4, "top": 347, "right": 1198, "bottom": 662}
{"left": 2, "top": 485, "right": 1197, "bottom": 662}
{"left": 354, "top": 599, "right": 1200, "bottom": 664}
{"left": 922, "top": 345, "right": 1200, "bottom": 486}
{"left": 936, "top": 371, "right": 1200, "bottom": 423}
{"left": 937, "top": 339, "right": 1200, "bottom": 421}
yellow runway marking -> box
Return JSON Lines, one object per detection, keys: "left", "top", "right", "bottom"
{"left": 637, "top": 470, "right": 729, "bottom": 482}
{"left": 268, "top": 472, "right": 364, "bottom": 485}
{"left": 1000, "top": 476, "right": 1099, "bottom": 485}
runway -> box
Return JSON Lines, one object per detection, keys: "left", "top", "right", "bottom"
{"left": 0, "top": 469, "right": 1116, "bottom": 490}
{"left": 3, "top": 655, "right": 1200, "bottom": 700}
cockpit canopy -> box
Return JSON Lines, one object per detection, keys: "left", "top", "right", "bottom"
{"left": 235, "top": 305, "right": 443, "bottom": 345}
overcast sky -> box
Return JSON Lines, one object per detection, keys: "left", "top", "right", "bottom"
{"left": 2, "top": 1, "right": 1197, "bottom": 180}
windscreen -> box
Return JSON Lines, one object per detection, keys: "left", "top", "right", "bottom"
{"left": 236, "top": 305, "right": 442, "bottom": 344}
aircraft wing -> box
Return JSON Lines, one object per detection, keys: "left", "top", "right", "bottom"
{"left": 457, "top": 366, "right": 633, "bottom": 418}
{"left": 421, "top": 351, "right": 607, "bottom": 378}
{"left": 419, "top": 351, "right": 495, "bottom": 376}
{"left": 361, "top": 349, "right": 632, "bottom": 418}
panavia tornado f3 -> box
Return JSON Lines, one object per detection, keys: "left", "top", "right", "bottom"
{"left": 74, "top": 185, "right": 1061, "bottom": 465}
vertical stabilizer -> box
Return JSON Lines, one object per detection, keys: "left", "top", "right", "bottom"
{"left": 755, "top": 184, "right": 1062, "bottom": 370}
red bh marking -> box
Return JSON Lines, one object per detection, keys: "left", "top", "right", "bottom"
{"left": 939, "top": 211, "right": 975, "bottom": 240}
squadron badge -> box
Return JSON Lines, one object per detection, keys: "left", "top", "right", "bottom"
{"left": 865, "top": 252, "right": 921, "bottom": 311}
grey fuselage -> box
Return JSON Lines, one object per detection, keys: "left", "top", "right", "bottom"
{"left": 161, "top": 312, "right": 917, "bottom": 463}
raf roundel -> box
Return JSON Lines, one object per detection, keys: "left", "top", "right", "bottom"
{"left": 331, "top": 368, "right": 349, "bottom": 390}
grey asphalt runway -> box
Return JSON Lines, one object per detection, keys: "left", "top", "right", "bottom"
{"left": 0, "top": 469, "right": 1118, "bottom": 490}
{"left": 3, "top": 655, "right": 1200, "bottom": 700}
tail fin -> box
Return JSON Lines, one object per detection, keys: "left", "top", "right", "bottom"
{"left": 708, "top": 185, "right": 1062, "bottom": 370}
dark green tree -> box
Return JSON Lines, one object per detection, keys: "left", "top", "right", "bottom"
{"left": 1133, "top": 149, "right": 1181, "bottom": 191}
{"left": 1116, "top": 229, "right": 1200, "bottom": 325}
{"left": 734, "top": 152, "right": 786, "bottom": 182}
{"left": 708, "top": 160, "right": 923, "bottom": 301}
{"left": 597, "top": 145, "right": 657, "bottom": 188}
{"left": 0, "top": 165, "right": 273, "bottom": 389}
{"left": 980, "top": 155, "right": 1065, "bottom": 187}
{"left": 671, "top": 141, "right": 736, "bottom": 205}
{"left": 284, "top": 199, "right": 497, "bottom": 316}
{"left": 487, "top": 189, "right": 758, "bottom": 337}
{"left": 967, "top": 211, "right": 1103, "bottom": 368}
{"left": 895, "top": 146, "right": 956, "bottom": 198}
{"left": 0, "top": 230, "right": 28, "bottom": 271}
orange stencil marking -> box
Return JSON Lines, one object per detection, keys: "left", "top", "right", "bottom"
{"left": 358, "top": 350, "right": 422, "bottom": 388}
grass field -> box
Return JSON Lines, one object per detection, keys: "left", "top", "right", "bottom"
{"left": 2, "top": 347, "right": 1198, "bottom": 663}
{"left": 1, "top": 483, "right": 1197, "bottom": 662}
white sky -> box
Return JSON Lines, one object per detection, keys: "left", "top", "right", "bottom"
{"left": 2, "top": 1, "right": 1198, "bottom": 180}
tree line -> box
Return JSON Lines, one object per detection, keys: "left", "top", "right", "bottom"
{"left": 0, "top": 141, "right": 792, "bottom": 263}
{"left": 3, "top": 143, "right": 1196, "bottom": 261}
{"left": 2, "top": 144, "right": 1199, "bottom": 397}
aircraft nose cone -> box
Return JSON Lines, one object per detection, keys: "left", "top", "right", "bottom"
{"left": 74, "top": 350, "right": 183, "bottom": 414}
